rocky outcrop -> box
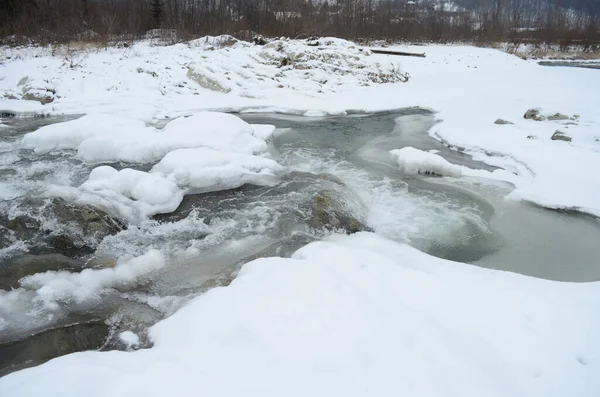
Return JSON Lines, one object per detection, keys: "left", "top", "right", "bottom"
{"left": 494, "top": 119, "right": 513, "bottom": 125}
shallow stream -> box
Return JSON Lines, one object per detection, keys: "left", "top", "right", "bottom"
{"left": 1, "top": 110, "right": 599, "bottom": 375}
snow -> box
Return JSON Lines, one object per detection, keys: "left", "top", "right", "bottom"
{"left": 118, "top": 331, "right": 140, "bottom": 348}
{"left": 390, "top": 146, "right": 463, "bottom": 177}
{"left": 67, "top": 166, "right": 185, "bottom": 220}
{"left": 1, "top": 232, "right": 598, "bottom": 396}
{"left": 1, "top": 37, "right": 600, "bottom": 394}
{"left": 22, "top": 114, "right": 150, "bottom": 154}
{"left": 18, "top": 249, "right": 165, "bottom": 310}
{"left": 20, "top": 111, "right": 282, "bottom": 220}
{"left": 2, "top": 39, "right": 599, "bottom": 216}
{"left": 152, "top": 147, "right": 283, "bottom": 193}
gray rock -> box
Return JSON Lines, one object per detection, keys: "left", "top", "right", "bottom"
{"left": 0, "top": 227, "right": 12, "bottom": 249}
{"left": 48, "top": 198, "right": 126, "bottom": 239}
{"left": 309, "top": 190, "right": 371, "bottom": 234}
{"left": 1, "top": 198, "right": 125, "bottom": 258}
{"left": 494, "top": 119, "right": 514, "bottom": 125}
{"left": 22, "top": 92, "right": 54, "bottom": 105}
{"left": 0, "top": 254, "right": 83, "bottom": 290}
{"left": 17, "top": 77, "right": 29, "bottom": 87}
{"left": 0, "top": 321, "right": 109, "bottom": 377}
{"left": 4, "top": 215, "right": 40, "bottom": 241}
{"left": 551, "top": 130, "right": 572, "bottom": 142}
{"left": 524, "top": 108, "right": 545, "bottom": 121}
{"left": 186, "top": 67, "right": 231, "bottom": 93}
{"left": 547, "top": 113, "right": 570, "bottom": 121}
{"left": 45, "top": 234, "right": 95, "bottom": 258}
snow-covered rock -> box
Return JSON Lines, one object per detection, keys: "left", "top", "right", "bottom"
{"left": 152, "top": 147, "right": 283, "bottom": 193}
{"left": 77, "top": 111, "right": 270, "bottom": 163}
{"left": 73, "top": 166, "right": 185, "bottom": 220}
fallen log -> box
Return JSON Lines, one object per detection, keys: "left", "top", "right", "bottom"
{"left": 363, "top": 48, "right": 426, "bottom": 58}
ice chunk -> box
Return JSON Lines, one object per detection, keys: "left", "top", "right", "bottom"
{"left": 152, "top": 147, "right": 284, "bottom": 193}
{"left": 390, "top": 147, "right": 463, "bottom": 177}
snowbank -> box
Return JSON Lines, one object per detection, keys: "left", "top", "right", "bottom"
{"left": 390, "top": 147, "right": 463, "bottom": 177}
{"left": 1, "top": 233, "right": 597, "bottom": 396}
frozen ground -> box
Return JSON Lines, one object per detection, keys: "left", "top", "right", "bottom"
{"left": 0, "top": 37, "right": 599, "bottom": 395}
{"left": 1, "top": 233, "right": 599, "bottom": 397}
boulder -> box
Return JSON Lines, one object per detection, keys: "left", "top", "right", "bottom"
{"left": 494, "top": 119, "right": 513, "bottom": 125}
{"left": 0, "top": 321, "right": 109, "bottom": 377}
{"left": 48, "top": 198, "right": 126, "bottom": 239}
{"left": 551, "top": 130, "right": 572, "bottom": 142}
{"left": 548, "top": 113, "right": 569, "bottom": 121}
{"left": 22, "top": 91, "right": 54, "bottom": 105}
{"left": 186, "top": 67, "right": 231, "bottom": 93}
{"left": 308, "top": 190, "right": 371, "bottom": 234}
{"left": 524, "top": 108, "right": 545, "bottom": 121}
{"left": 1, "top": 198, "right": 125, "bottom": 258}
{"left": 0, "top": 254, "right": 83, "bottom": 290}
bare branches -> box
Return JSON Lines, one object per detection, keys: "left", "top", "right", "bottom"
{"left": 0, "top": 0, "right": 598, "bottom": 46}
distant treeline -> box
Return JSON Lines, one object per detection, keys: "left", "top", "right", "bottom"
{"left": 1, "top": 0, "right": 599, "bottom": 45}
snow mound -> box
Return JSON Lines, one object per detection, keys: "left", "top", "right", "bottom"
{"left": 152, "top": 147, "right": 283, "bottom": 193}
{"left": 77, "top": 112, "right": 271, "bottom": 164}
{"left": 46, "top": 113, "right": 283, "bottom": 220}
{"left": 390, "top": 146, "right": 463, "bottom": 177}
{"left": 187, "top": 37, "right": 408, "bottom": 97}
{"left": 1, "top": 232, "right": 598, "bottom": 396}
{"left": 22, "top": 115, "right": 150, "bottom": 154}
{"left": 74, "top": 166, "right": 184, "bottom": 220}
{"left": 18, "top": 249, "right": 164, "bottom": 309}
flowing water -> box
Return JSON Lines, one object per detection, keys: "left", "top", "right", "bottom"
{"left": 1, "top": 110, "right": 599, "bottom": 375}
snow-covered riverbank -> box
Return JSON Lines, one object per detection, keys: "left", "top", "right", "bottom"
{"left": 2, "top": 232, "right": 599, "bottom": 397}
